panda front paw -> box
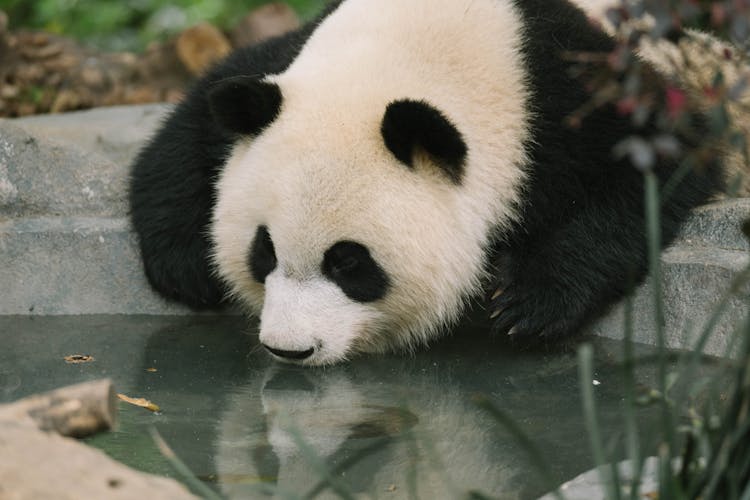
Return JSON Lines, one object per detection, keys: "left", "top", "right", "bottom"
{"left": 489, "top": 290, "right": 575, "bottom": 340}
{"left": 487, "top": 272, "right": 587, "bottom": 342}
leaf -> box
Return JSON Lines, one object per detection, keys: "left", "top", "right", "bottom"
{"left": 63, "top": 354, "right": 94, "bottom": 364}
{"left": 117, "top": 393, "right": 161, "bottom": 412}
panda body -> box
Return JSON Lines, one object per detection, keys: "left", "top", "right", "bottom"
{"left": 130, "top": 0, "right": 726, "bottom": 365}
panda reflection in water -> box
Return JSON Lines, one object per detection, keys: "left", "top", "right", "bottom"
{"left": 130, "top": 0, "right": 733, "bottom": 365}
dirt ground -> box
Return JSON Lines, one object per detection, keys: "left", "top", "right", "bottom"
{"left": 0, "top": 2, "right": 299, "bottom": 117}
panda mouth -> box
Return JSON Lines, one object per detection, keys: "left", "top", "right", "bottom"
{"left": 263, "top": 344, "right": 315, "bottom": 361}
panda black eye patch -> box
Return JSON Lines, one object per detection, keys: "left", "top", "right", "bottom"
{"left": 322, "top": 241, "right": 389, "bottom": 303}
{"left": 248, "top": 225, "right": 277, "bottom": 284}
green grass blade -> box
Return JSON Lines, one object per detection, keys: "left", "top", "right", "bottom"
{"left": 149, "top": 427, "right": 225, "bottom": 500}
{"left": 622, "top": 294, "right": 644, "bottom": 500}
{"left": 678, "top": 263, "right": 750, "bottom": 381}
{"left": 579, "top": 344, "right": 621, "bottom": 500}
{"left": 303, "top": 438, "right": 390, "bottom": 499}
{"left": 282, "top": 423, "right": 357, "bottom": 500}
{"left": 473, "top": 394, "right": 566, "bottom": 500}
{"left": 644, "top": 171, "right": 678, "bottom": 491}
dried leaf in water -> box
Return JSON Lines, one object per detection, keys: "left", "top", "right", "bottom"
{"left": 117, "top": 393, "right": 161, "bottom": 412}
{"left": 64, "top": 354, "right": 94, "bottom": 364}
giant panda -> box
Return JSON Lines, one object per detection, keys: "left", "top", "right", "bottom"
{"left": 130, "top": 0, "right": 731, "bottom": 366}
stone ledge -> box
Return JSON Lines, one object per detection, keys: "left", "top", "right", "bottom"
{"left": 674, "top": 198, "right": 750, "bottom": 251}
{"left": 4, "top": 104, "right": 171, "bottom": 167}
{"left": 588, "top": 245, "right": 749, "bottom": 357}
{"left": 0, "top": 122, "right": 128, "bottom": 218}
{"left": 0, "top": 216, "right": 191, "bottom": 315}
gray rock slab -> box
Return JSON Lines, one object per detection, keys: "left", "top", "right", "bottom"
{"left": 0, "top": 122, "right": 128, "bottom": 218}
{"left": 0, "top": 216, "right": 192, "bottom": 315}
{"left": 588, "top": 245, "right": 749, "bottom": 357}
{"left": 5, "top": 104, "right": 171, "bottom": 167}
{"left": 538, "top": 457, "right": 662, "bottom": 500}
{"left": 0, "top": 420, "right": 198, "bottom": 499}
{"left": 674, "top": 197, "right": 750, "bottom": 251}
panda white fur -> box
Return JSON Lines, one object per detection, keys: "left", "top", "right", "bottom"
{"left": 214, "top": 363, "right": 525, "bottom": 498}
{"left": 130, "top": 0, "right": 730, "bottom": 365}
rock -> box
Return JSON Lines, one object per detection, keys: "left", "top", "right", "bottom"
{"left": 0, "top": 106, "right": 198, "bottom": 315}
{"left": 0, "top": 420, "right": 197, "bottom": 499}
{"left": 176, "top": 22, "right": 231, "bottom": 76}
{"left": 0, "top": 216, "right": 192, "bottom": 315}
{"left": 230, "top": 2, "right": 301, "bottom": 48}
{"left": 0, "top": 379, "right": 116, "bottom": 437}
{"left": 674, "top": 198, "right": 750, "bottom": 251}
{"left": 538, "top": 457, "right": 662, "bottom": 500}
{"left": 0, "top": 379, "right": 197, "bottom": 498}
{"left": 4, "top": 103, "right": 171, "bottom": 166}
{"left": 0, "top": 122, "right": 127, "bottom": 218}
{"left": 588, "top": 243, "right": 750, "bottom": 357}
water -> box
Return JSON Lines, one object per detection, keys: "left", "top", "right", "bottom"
{"left": 0, "top": 315, "right": 722, "bottom": 499}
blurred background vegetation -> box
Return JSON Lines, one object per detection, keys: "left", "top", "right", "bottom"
{"left": 0, "top": 0, "right": 327, "bottom": 51}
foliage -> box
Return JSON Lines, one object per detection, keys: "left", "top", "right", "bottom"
{"left": 529, "top": 2, "right": 750, "bottom": 498}
{"left": 0, "top": 0, "right": 327, "bottom": 50}
{"left": 574, "top": 253, "right": 749, "bottom": 500}
{"left": 634, "top": 0, "right": 750, "bottom": 43}
{"left": 570, "top": 1, "right": 750, "bottom": 186}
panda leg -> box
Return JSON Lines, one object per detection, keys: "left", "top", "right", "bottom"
{"left": 488, "top": 143, "right": 727, "bottom": 342}
{"left": 488, "top": 205, "right": 650, "bottom": 341}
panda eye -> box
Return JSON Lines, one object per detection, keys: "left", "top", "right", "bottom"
{"left": 322, "top": 241, "right": 389, "bottom": 303}
{"left": 248, "top": 225, "right": 277, "bottom": 284}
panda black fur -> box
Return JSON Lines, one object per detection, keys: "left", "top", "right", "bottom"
{"left": 130, "top": 0, "right": 726, "bottom": 365}
{"left": 129, "top": 4, "right": 341, "bottom": 308}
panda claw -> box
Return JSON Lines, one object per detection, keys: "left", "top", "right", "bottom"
{"left": 490, "top": 288, "right": 504, "bottom": 300}
{"left": 490, "top": 310, "right": 520, "bottom": 335}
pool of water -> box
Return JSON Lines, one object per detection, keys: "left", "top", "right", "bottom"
{"left": 0, "top": 316, "right": 723, "bottom": 499}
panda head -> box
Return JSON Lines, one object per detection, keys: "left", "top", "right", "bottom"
{"left": 208, "top": 1, "right": 528, "bottom": 365}
{"left": 208, "top": 77, "right": 478, "bottom": 365}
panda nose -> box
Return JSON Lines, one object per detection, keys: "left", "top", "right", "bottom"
{"left": 263, "top": 344, "right": 315, "bottom": 360}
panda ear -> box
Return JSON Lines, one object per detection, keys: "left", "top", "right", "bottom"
{"left": 207, "top": 76, "right": 282, "bottom": 135}
{"left": 381, "top": 99, "right": 467, "bottom": 184}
